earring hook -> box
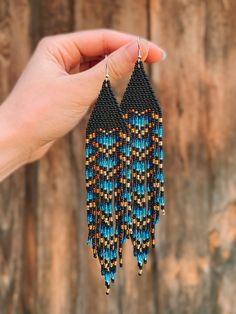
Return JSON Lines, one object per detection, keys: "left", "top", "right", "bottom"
{"left": 105, "top": 54, "right": 109, "bottom": 82}
{"left": 137, "top": 36, "right": 142, "bottom": 62}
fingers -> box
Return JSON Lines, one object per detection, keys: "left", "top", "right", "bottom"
{"left": 37, "top": 29, "right": 165, "bottom": 71}
{"left": 67, "top": 39, "right": 165, "bottom": 108}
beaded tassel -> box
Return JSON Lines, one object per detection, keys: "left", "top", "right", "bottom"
{"left": 85, "top": 79, "right": 130, "bottom": 294}
{"left": 120, "top": 59, "right": 165, "bottom": 274}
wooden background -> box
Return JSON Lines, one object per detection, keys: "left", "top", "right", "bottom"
{"left": 0, "top": 0, "right": 236, "bottom": 313}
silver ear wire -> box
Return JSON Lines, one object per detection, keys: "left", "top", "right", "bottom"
{"left": 137, "top": 36, "right": 142, "bottom": 62}
{"left": 105, "top": 54, "right": 109, "bottom": 82}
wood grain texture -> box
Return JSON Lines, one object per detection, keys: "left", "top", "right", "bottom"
{"left": 152, "top": 0, "right": 236, "bottom": 313}
{"left": 30, "top": 1, "right": 77, "bottom": 314}
{"left": 0, "top": 0, "right": 235, "bottom": 313}
{"left": 0, "top": 1, "right": 31, "bottom": 313}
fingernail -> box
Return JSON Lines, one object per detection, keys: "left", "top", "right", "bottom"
{"left": 159, "top": 47, "right": 167, "bottom": 61}
{"left": 125, "top": 39, "right": 149, "bottom": 62}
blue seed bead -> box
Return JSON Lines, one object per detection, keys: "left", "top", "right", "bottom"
{"left": 99, "top": 157, "right": 102, "bottom": 167}
{"left": 160, "top": 196, "right": 165, "bottom": 206}
{"left": 87, "top": 238, "right": 91, "bottom": 246}
{"left": 115, "top": 227, "right": 119, "bottom": 236}
{"left": 87, "top": 213, "right": 93, "bottom": 223}
{"left": 99, "top": 134, "right": 102, "bottom": 145}
{"left": 154, "top": 194, "right": 159, "bottom": 203}
{"left": 159, "top": 126, "right": 163, "bottom": 137}
{"left": 141, "top": 139, "right": 145, "bottom": 149}
{"left": 143, "top": 252, "right": 147, "bottom": 263}
{"left": 160, "top": 172, "right": 164, "bottom": 183}
{"left": 87, "top": 190, "right": 93, "bottom": 201}
{"left": 154, "top": 171, "right": 160, "bottom": 181}
{"left": 109, "top": 226, "right": 113, "bottom": 235}
{"left": 142, "top": 184, "right": 145, "bottom": 194}
{"left": 154, "top": 125, "right": 159, "bottom": 134}
{"left": 105, "top": 248, "right": 110, "bottom": 260}
{"left": 109, "top": 135, "right": 112, "bottom": 146}
{"left": 142, "top": 230, "right": 146, "bottom": 239}
{"left": 137, "top": 252, "right": 143, "bottom": 266}
{"left": 155, "top": 149, "right": 159, "bottom": 158}
{"left": 131, "top": 115, "right": 135, "bottom": 124}
{"left": 137, "top": 185, "right": 141, "bottom": 195}
{"left": 85, "top": 147, "right": 89, "bottom": 158}
{"left": 160, "top": 148, "right": 164, "bottom": 160}
{"left": 141, "top": 162, "right": 145, "bottom": 172}
{"left": 104, "top": 228, "right": 108, "bottom": 239}
{"left": 138, "top": 161, "right": 141, "bottom": 171}
{"left": 126, "top": 145, "right": 131, "bottom": 157}
{"left": 105, "top": 272, "right": 111, "bottom": 285}
{"left": 103, "top": 204, "right": 107, "bottom": 215}
{"left": 87, "top": 169, "right": 91, "bottom": 179}
{"left": 127, "top": 168, "right": 131, "bottom": 180}
{"left": 137, "top": 230, "right": 142, "bottom": 242}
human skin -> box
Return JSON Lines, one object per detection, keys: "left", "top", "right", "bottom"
{"left": 0, "top": 29, "right": 166, "bottom": 181}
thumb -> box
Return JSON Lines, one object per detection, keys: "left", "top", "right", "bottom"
{"left": 88, "top": 39, "right": 150, "bottom": 82}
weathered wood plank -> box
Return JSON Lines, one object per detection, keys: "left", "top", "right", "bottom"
{"left": 151, "top": 1, "right": 211, "bottom": 313}
{"left": 31, "top": 1, "right": 77, "bottom": 314}
{"left": 152, "top": 0, "right": 236, "bottom": 313}
{"left": 205, "top": 1, "right": 236, "bottom": 313}
{"left": 0, "top": 0, "right": 31, "bottom": 313}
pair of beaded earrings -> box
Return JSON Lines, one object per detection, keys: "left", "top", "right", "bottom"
{"left": 85, "top": 38, "right": 165, "bottom": 294}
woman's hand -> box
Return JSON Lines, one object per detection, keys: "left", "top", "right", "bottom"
{"left": 0, "top": 29, "right": 166, "bottom": 180}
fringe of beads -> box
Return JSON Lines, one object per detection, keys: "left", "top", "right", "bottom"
{"left": 86, "top": 128, "right": 131, "bottom": 293}
{"left": 120, "top": 60, "right": 165, "bottom": 273}
{"left": 85, "top": 79, "right": 130, "bottom": 294}
{"left": 85, "top": 60, "right": 165, "bottom": 292}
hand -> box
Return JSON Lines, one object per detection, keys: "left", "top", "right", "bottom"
{"left": 0, "top": 29, "right": 166, "bottom": 180}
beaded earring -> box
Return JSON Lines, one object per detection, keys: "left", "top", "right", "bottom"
{"left": 85, "top": 56, "right": 130, "bottom": 294}
{"left": 120, "top": 38, "right": 165, "bottom": 275}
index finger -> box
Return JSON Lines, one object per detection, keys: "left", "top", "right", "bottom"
{"left": 40, "top": 29, "right": 164, "bottom": 71}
